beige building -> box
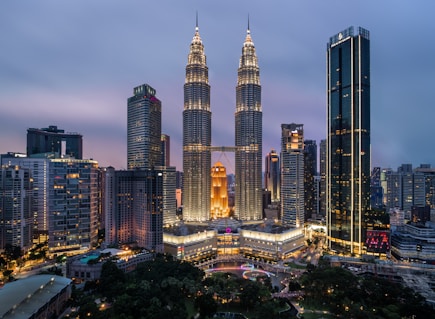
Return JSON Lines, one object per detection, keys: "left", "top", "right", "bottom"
{"left": 164, "top": 220, "right": 304, "bottom": 262}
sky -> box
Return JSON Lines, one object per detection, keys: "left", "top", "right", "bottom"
{"left": 1, "top": 1, "right": 435, "bottom": 173}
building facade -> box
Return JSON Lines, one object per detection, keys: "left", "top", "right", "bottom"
{"left": 326, "top": 27, "right": 371, "bottom": 255}
{"left": 1, "top": 155, "right": 99, "bottom": 254}
{"left": 156, "top": 165, "right": 177, "bottom": 227}
{"left": 319, "top": 139, "right": 327, "bottom": 216}
{"left": 304, "top": 139, "right": 317, "bottom": 220}
{"left": 105, "top": 169, "right": 164, "bottom": 253}
{"left": 235, "top": 27, "right": 262, "bottom": 221}
{"left": 27, "top": 125, "right": 82, "bottom": 159}
{"left": 211, "top": 162, "right": 230, "bottom": 219}
{"left": 384, "top": 164, "right": 427, "bottom": 215}
{"left": 182, "top": 24, "right": 212, "bottom": 222}
{"left": 127, "top": 84, "right": 162, "bottom": 170}
{"left": 48, "top": 159, "right": 99, "bottom": 255}
{"left": 161, "top": 134, "right": 171, "bottom": 167}
{"left": 281, "top": 124, "right": 305, "bottom": 228}
{"left": 0, "top": 165, "right": 33, "bottom": 252}
{"left": 264, "top": 150, "right": 280, "bottom": 203}
{"left": 1, "top": 154, "right": 49, "bottom": 243}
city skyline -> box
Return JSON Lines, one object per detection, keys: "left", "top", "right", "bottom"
{"left": 1, "top": 1, "right": 435, "bottom": 172}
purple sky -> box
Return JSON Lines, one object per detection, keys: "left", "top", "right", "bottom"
{"left": 1, "top": 1, "right": 435, "bottom": 172}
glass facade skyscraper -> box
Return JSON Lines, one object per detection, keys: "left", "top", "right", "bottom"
{"left": 0, "top": 165, "right": 33, "bottom": 252}
{"left": 326, "top": 27, "right": 371, "bottom": 255}
{"left": 235, "top": 27, "right": 262, "bottom": 221}
{"left": 182, "top": 24, "right": 211, "bottom": 222}
{"left": 264, "top": 150, "right": 280, "bottom": 203}
{"left": 304, "top": 140, "right": 317, "bottom": 221}
{"left": 281, "top": 123, "right": 304, "bottom": 228}
{"left": 127, "top": 84, "right": 162, "bottom": 170}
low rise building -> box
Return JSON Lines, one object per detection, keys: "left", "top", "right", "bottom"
{"left": 0, "top": 275, "right": 71, "bottom": 319}
{"left": 163, "top": 219, "right": 304, "bottom": 262}
{"left": 66, "top": 248, "right": 153, "bottom": 282}
{"left": 391, "top": 222, "right": 435, "bottom": 263}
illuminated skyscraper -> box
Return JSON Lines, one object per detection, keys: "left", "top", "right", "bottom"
{"left": 0, "top": 165, "right": 33, "bottom": 252}
{"left": 182, "top": 22, "right": 211, "bottom": 222}
{"left": 327, "top": 27, "right": 371, "bottom": 254}
{"left": 211, "top": 162, "right": 230, "bottom": 219}
{"left": 127, "top": 84, "right": 162, "bottom": 170}
{"left": 281, "top": 124, "right": 304, "bottom": 228}
{"left": 235, "top": 25, "right": 262, "bottom": 221}
{"left": 264, "top": 150, "right": 280, "bottom": 203}
{"left": 319, "top": 139, "right": 327, "bottom": 215}
{"left": 106, "top": 169, "right": 164, "bottom": 252}
{"left": 1, "top": 155, "right": 99, "bottom": 253}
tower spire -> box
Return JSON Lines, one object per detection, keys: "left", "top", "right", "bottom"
{"left": 196, "top": 11, "right": 198, "bottom": 31}
{"left": 247, "top": 14, "right": 250, "bottom": 33}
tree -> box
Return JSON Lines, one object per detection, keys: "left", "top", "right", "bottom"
{"left": 98, "top": 261, "right": 125, "bottom": 301}
{"left": 195, "top": 293, "right": 217, "bottom": 318}
{"left": 4, "top": 244, "right": 22, "bottom": 261}
{"left": 76, "top": 295, "right": 102, "bottom": 319}
{"left": 254, "top": 299, "right": 280, "bottom": 319}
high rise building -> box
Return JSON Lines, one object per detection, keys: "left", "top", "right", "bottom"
{"left": 105, "top": 169, "right": 164, "bottom": 252}
{"left": 48, "top": 158, "right": 99, "bottom": 255}
{"left": 161, "top": 134, "right": 171, "bottom": 167}
{"left": 235, "top": 26, "right": 262, "bottom": 221}
{"left": 281, "top": 124, "right": 304, "bottom": 228}
{"left": 103, "top": 166, "right": 117, "bottom": 246}
{"left": 1, "top": 154, "right": 49, "bottom": 243}
{"left": 156, "top": 165, "right": 177, "bottom": 227}
{"left": 211, "top": 162, "right": 230, "bottom": 219}
{"left": 1, "top": 154, "right": 99, "bottom": 254}
{"left": 27, "top": 125, "right": 82, "bottom": 159}
{"left": 384, "top": 164, "right": 426, "bottom": 214}
{"left": 304, "top": 140, "right": 317, "bottom": 220}
{"left": 326, "top": 27, "right": 371, "bottom": 255}
{"left": 105, "top": 82, "right": 173, "bottom": 252}
{"left": 182, "top": 23, "right": 211, "bottom": 222}
{"left": 370, "top": 167, "right": 384, "bottom": 209}
{"left": 319, "top": 139, "right": 327, "bottom": 215}
{"left": 415, "top": 164, "right": 435, "bottom": 216}
{"left": 127, "top": 84, "right": 162, "bottom": 170}
{"left": 264, "top": 150, "right": 280, "bottom": 203}
{"left": 0, "top": 165, "right": 33, "bottom": 252}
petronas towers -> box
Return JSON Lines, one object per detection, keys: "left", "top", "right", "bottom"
{"left": 183, "top": 21, "right": 262, "bottom": 222}
{"left": 182, "top": 25, "right": 212, "bottom": 222}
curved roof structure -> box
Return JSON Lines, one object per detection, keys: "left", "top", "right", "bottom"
{"left": 0, "top": 275, "right": 71, "bottom": 318}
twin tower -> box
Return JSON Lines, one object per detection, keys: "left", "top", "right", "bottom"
{"left": 183, "top": 24, "right": 262, "bottom": 222}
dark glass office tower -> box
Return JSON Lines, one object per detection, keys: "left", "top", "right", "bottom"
{"left": 319, "top": 139, "right": 327, "bottom": 215}
{"left": 183, "top": 23, "right": 211, "bottom": 222}
{"left": 304, "top": 140, "right": 317, "bottom": 221}
{"left": 235, "top": 26, "right": 262, "bottom": 221}
{"left": 161, "top": 134, "right": 170, "bottom": 167}
{"left": 327, "top": 27, "right": 371, "bottom": 255}
{"left": 27, "top": 125, "right": 82, "bottom": 159}
{"left": 127, "top": 84, "right": 162, "bottom": 170}
{"left": 264, "top": 150, "right": 280, "bottom": 203}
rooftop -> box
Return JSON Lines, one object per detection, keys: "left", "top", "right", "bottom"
{"left": 0, "top": 275, "right": 71, "bottom": 319}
